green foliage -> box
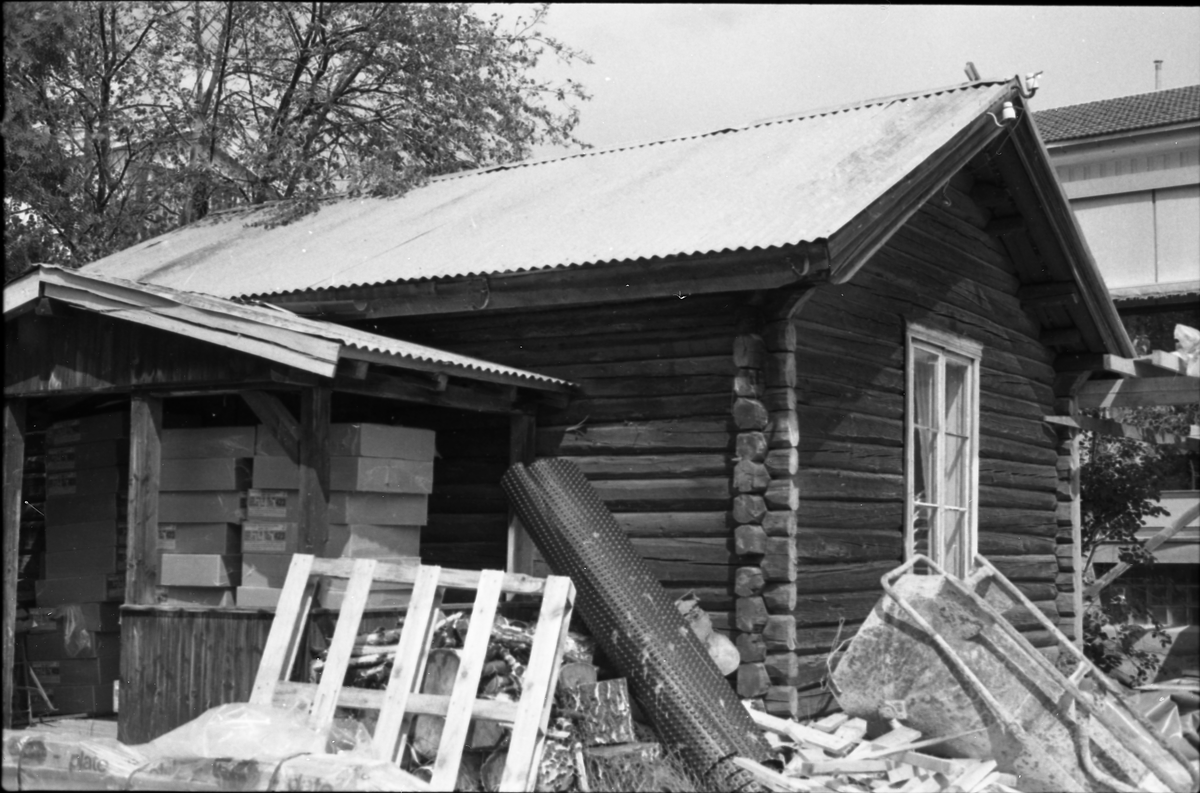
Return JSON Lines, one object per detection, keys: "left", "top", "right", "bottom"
{"left": 4, "top": 1, "right": 591, "bottom": 278}
{"left": 1080, "top": 431, "right": 1170, "bottom": 570}
{"left": 1081, "top": 590, "right": 1171, "bottom": 688}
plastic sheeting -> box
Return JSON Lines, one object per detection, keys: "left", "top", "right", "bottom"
{"left": 502, "top": 458, "right": 770, "bottom": 791}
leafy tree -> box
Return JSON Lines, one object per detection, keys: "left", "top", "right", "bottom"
{"left": 4, "top": 1, "right": 591, "bottom": 280}
{"left": 1078, "top": 417, "right": 1190, "bottom": 686}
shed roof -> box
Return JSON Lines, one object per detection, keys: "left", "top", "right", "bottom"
{"left": 1034, "top": 85, "right": 1200, "bottom": 143}
{"left": 3, "top": 266, "right": 573, "bottom": 391}
{"left": 77, "top": 81, "right": 1015, "bottom": 299}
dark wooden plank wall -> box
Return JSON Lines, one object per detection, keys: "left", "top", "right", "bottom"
{"left": 788, "top": 185, "right": 1062, "bottom": 691}
{"left": 375, "top": 294, "right": 745, "bottom": 612}
{"left": 119, "top": 607, "right": 277, "bottom": 743}
{"left": 6, "top": 307, "right": 272, "bottom": 395}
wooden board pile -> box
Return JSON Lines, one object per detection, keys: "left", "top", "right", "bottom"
{"left": 738, "top": 707, "right": 1024, "bottom": 793}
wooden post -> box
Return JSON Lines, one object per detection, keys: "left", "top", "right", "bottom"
{"left": 127, "top": 395, "right": 162, "bottom": 605}
{"left": 299, "top": 386, "right": 332, "bottom": 556}
{"left": 508, "top": 411, "right": 536, "bottom": 575}
{"left": 3, "top": 400, "right": 26, "bottom": 728}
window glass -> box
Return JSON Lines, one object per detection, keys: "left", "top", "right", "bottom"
{"left": 907, "top": 326, "right": 980, "bottom": 579}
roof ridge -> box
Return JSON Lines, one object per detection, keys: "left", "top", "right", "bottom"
{"left": 432, "top": 79, "right": 1014, "bottom": 183}
{"left": 1035, "top": 83, "right": 1200, "bottom": 115}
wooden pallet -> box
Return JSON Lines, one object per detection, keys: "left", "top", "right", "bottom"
{"left": 250, "top": 555, "right": 576, "bottom": 792}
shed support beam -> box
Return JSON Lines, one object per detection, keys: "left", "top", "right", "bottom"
{"left": 3, "top": 399, "right": 26, "bottom": 728}
{"left": 299, "top": 386, "right": 331, "bottom": 556}
{"left": 1076, "top": 375, "right": 1200, "bottom": 409}
{"left": 242, "top": 390, "right": 300, "bottom": 462}
{"left": 127, "top": 395, "right": 162, "bottom": 605}
{"left": 507, "top": 412, "right": 537, "bottom": 576}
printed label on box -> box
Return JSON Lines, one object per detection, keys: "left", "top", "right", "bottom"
{"left": 46, "top": 472, "right": 77, "bottom": 495}
{"left": 106, "top": 574, "right": 125, "bottom": 600}
{"left": 246, "top": 489, "right": 290, "bottom": 519}
{"left": 45, "top": 447, "right": 77, "bottom": 470}
{"left": 242, "top": 522, "right": 295, "bottom": 553}
{"left": 158, "top": 525, "right": 177, "bottom": 551}
{"left": 29, "top": 661, "right": 61, "bottom": 685}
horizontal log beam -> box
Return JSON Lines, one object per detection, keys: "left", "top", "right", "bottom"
{"left": 1076, "top": 375, "right": 1200, "bottom": 409}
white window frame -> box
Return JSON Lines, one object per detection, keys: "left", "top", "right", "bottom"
{"left": 904, "top": 323, "right": 983, "bottom": 578}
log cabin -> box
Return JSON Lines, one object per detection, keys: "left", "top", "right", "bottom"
{"left": 4, "top": 76, "right": 1141, "bottom": 735}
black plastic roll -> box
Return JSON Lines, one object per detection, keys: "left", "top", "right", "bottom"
{"left": 501, "top": 458, "right": 770, "bottom": 787}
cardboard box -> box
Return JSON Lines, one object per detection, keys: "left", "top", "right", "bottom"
{"left": 45, "top": 494, "right": 127, "bottom": 527}
{"left": 35, "top": 575, "right": 125, "bottom": 606}
{"left": 245, "top": 490, "right": 427, "bottom": 525}
{"left": 159, "top": 491, "right": 245, "bottom": 523}
{"left": 160, "top": 458, "right": 252, "bottom": 492}
{"left": 236, "top": 586, "right": 282, "bottom": 609}
{"left": 45, "top": 519, "right": 127, "bottom": 552}
{"left": 25, "top": 630, "right": 120, "bottom": 662}
{"left": 257, "top": 423, "right": 435, "bottom": 461}
{"left": 160, "top": 587, "right": 235, "bottom": 607}
{"left": 241, "top": 521, "right": 299, "bottom": 554}
{"left": 31, "top": 655, "right": 120, "bottom": 687}
{"left": 44, "top": 546, "right": 127, "bottom": 579}
{"left": 47, "top": 413, "right": 129, "bottom": 447}
{"left": 252, "top": 456, "right": 434, "bottom": 494}
{"left": 161, "top": 426, "right": 256, "bottom": 460}
{"left": 241, "top": 553, "right": 292, "bottom": 589}
{"left": 327, "top": 524, "right": 421, "bottom": 558}
{"left": 41, "top": 684, "right": 115, "bottom": 715}
{"left": 46, "top": 466, "right": 128, "bottom": 496}
{"left": 44, "top": 440, "right": 127, "bottom": 472}
{"left": 159, "top": 523, "right": 240, "bottom": 554}
{"left": 27, "top": 604, "right": 120, "bottom": 633}
{"left": 160, "top": 554, "right": 239, "bottom": 587}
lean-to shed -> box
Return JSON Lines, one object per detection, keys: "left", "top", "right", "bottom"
{"left": 5, "top": 76, "right": 1145, "bottom": 730}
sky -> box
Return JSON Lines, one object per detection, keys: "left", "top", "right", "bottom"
{"left": 497, "top": 4, "right": 1200, "bottom": 157}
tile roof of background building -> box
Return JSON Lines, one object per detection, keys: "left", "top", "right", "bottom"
{"left": 1034, "top": 85, "right": 1200, "bottom": 142}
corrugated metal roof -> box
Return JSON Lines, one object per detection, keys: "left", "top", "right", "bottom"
{"left": 5, "top": 266, "right": 573, "bottom": 390}
{"left": 78, "top": 82, "right": 1014, "bottom": 299}
{"left": 1034, "top": 85, "right": 1200, "bottom": 143}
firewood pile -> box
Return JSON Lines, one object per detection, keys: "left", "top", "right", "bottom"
{"left": 738, "top": 707, "right": 1023, "bottom": 793}
{"left": 308, "top": 610, "right": 662, "bottom": 791}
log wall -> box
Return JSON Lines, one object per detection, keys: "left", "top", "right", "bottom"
{"left": 778, "top": 184, "right": 1063, "bottom": 718}
{"left": 373, "top": 177, "right": 1066, "bottom": 720}
{"left": 374, "top": 294, "right": 745, "bottom": 606}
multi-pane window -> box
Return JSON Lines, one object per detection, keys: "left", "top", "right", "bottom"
{"left": 906, "top": 324, "right": 982, "bottom": 579}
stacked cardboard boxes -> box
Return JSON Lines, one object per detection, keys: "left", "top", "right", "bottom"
{"left": 34, "top": 413, "right": 129, "bottom": 715}
{"left": 157, "top": 427, "right": 254, "bottom": 607}
{"left": 241, "top": 423, "right": 433, "bottom": 609}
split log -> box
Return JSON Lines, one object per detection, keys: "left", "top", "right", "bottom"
{"left": 735, "top": 431, "right": 768, "bottom": 462}
{"left": 763, "top": 582, "right": 797, "bottom": 613}
{"left": 734, "top": 566, "right": 765, "bottom": 597}
{"left": 736, "top": 596, "right": 769, "bottom": 633}
{"left": 763, "top": 615, "right": 797, "bottom": 651}
{"left": 733, "top": 398, "right": 770, "bottom": 431}
{"left": 737, "top": 663, "right": 771, "bottom": 698}
{"left": 762, "top": 510, "right": 796, "bottom": 537}
{"left": 768, "top": 410, "right": 800, "bottom": 448}
{"left": 766, "top": 353, "right": 797, "bottom": 388}
{"left": 584, "top": 743, "right": 663, "bottom": 791}
{"left": 761, "top": 320, "right": 797, "bottom": 352}
{"left": 762, "top": 386, "right": 797, "bottom": 413}
{"left": 559, "top": 678, "right": 636, "bottom": 746}
{"left": 732, "top": 495, "right": 767, "bottom": 524}
{"left": 411, "top": 648, "right": 459, "bottom": 760}
{"left": 733, "top": 459, "right": 770, "bottom": 493}
{"left": 764, "top": 479, "right": 799, "bottom": 511}
{"left": 764, "top": 685, "right": 800, "bottom": 719}
{"left": 733, "top": 369, "right": 764, "bottom": 398}
{"left": 764, "top": 448, "right": 798, "bottom": 477}
{"left": 734, "top": 524, "right": 768, "bottom": 556}
{"left": 736, "top": 632, "right": 766, "bottom": 663}
{"left": 733, "top": 335, "right": 766, "bottom": 368}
